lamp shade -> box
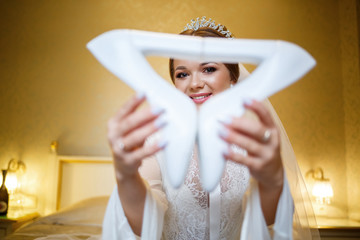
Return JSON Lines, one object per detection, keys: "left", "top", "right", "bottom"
{"left": 5, "top": 172, "right": 18, "bottom": 192}
{"left": 312, "top": 179, "right": 334, "bottom": 204}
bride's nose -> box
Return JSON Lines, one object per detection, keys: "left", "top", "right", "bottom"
{"left": 190, "top": 74, "right": 205, "bottom": 89}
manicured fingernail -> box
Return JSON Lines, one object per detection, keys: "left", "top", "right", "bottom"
{"left": 222, "top": 147, "right": 229, "bottom": 156}
{"left": 136, "top": 91, "right": 146, "bottom": 100}
{"left": 151, "top": 105, "right": 165, "bottom": 115}
{"left": 157, "top": 139, "right": 168, "bottom": 149}
{"left": 218, "top": 115, "right": 232, "bottom": 125}
{"left": 231, "top": 144, "right": 247, "bottom": 156}
{"left": 218, "top": 125, "right": 229, "bottom": 138}
{"left": 243, "top": 98, "right": 253, "bottom": 106}
{"left": 155, "top": 117, "right": 167, "bottom": 129}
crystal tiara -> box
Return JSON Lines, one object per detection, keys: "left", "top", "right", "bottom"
{"left": 183, "top": 16, "right": 233, "bottom": 38}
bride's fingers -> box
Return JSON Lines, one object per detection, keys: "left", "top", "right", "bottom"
{"left": 114, "top": 106, "right": 165, "bottom": 137}
{"left": 120, "top": 116, "right": 167, "bottom": 151}
{"left": 223, "top": 147, "right": 261, "bottom": 171}
{"left": 244, "top": 100, "right": 275, "bottom": 128}
{"left": 125, "top": 140, "right": 168, "bottom": 166}
{"left": 224, "top": 146, "right": 283, "bottom": 188}
{"left": 219, "top": 126, "right": 265, "bottom": 156}
{"left": 113, "top": 93, "right": 146, "bottom": 122}
{"left": 113, "top": 142, "right": 166, "bottom": 177}
{"left": 225, "top": 117, "right": 272, "bottom": 144}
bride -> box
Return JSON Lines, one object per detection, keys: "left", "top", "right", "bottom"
{"left": 100, "top": 17, "right": 319, "bottom": 240}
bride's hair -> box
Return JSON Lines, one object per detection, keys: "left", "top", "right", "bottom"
{"left": 169, "top": 27, "right": 239, "bottom": 84}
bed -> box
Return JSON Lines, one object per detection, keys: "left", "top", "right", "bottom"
{"left": 6, "top": 155, "right": 360, "bottom": 240}
{"left": 5, "top": 155, "right": 115, "bottom": 240}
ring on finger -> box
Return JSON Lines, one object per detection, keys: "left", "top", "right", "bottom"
{"left": 262, "top": 129, "right": 272, "bottom": 143}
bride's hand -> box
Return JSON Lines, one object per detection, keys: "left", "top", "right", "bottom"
{"left": 107, "top": 93, "right": 167, "bottom": 181}
{"left": 219, "top": 99, "right": 283, "bottom": 190}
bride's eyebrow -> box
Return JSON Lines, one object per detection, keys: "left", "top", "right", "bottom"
{"left": 175, "top": 66, "right": 187, "bottom": 71}
{"left": 200, "top": 62, "right": 218, "bottom": 66}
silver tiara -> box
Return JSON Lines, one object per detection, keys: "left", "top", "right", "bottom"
{"left": 183, "top": 16, "right": 233, "bottom": 38}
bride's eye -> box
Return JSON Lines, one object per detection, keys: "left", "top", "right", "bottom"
{"left": 204, "top": 67, "right": 216, "bottom": 73}
{"left": 176, "top": 72, "right": 188, "bottom": 79}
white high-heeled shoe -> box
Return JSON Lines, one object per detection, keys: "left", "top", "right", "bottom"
{"left": 87, "top": 30, "right": 315, "bottom": 192}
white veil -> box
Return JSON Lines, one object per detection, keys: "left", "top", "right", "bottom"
{"left": 239, "top": 64, "right": 320, "bottom": 239}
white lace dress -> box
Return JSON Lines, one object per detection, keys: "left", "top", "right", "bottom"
{"left": 102, "top": 144, "right": 294, "bottom": 240}
{"left": 160, "top": 147, "right": 249, "bottom": 240}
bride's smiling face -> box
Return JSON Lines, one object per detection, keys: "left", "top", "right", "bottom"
{"left": 173, "top": 59, "right": 233, "bottom": 107}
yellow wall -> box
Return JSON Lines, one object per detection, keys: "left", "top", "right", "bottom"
{"left": 0, "top": 0, "right": 358, "bottom": 220}
{"left": 339, "top": 0, "right": 360, "bottom": 221}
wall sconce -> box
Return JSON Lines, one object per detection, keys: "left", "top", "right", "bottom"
{"left": 5, "top": 172, "right": 18, "bottom": 193}
{"left": 306, "top": 168, "right": 334, "bottom": 204}
{"left": 1, "top": 159, "right": 26, "bottom": 193}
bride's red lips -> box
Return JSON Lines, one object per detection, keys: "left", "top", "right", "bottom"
{"left": 190, "top": 93, "right": 212, "bottom": 104}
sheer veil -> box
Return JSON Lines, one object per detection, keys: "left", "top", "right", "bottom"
{"left": 239, "top": 64, "right": 321, "bottom": 239}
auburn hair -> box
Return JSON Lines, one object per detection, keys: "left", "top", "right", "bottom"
{"left": 169, "top": 27, "right": 239, "bottom": 83}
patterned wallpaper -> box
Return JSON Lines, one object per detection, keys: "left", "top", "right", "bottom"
{"left": 339, "top": 0, "right": 360, "bottom": 221}
{"left": 0, "top": 0, "right": 358, "bottom": 220}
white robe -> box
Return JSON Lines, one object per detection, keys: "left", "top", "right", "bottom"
{"left": 102, "top": 147, "right": 294, "bottom": 240}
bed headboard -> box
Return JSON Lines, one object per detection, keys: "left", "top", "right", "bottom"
{"left": 56, "top": 155, "right": 115, "bottom": 210}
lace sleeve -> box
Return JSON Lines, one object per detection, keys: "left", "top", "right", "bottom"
{"left": 102, "top": 152, "right": 168, "bottom": 239}
{"left": 139, "top": 155, "right": 168, "bottom": 210}
{"left": 239, "top": 172, "right": 293, "bottom": 240}
{"left": 139, "top": 155, "right": 169, "bottom": 238}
